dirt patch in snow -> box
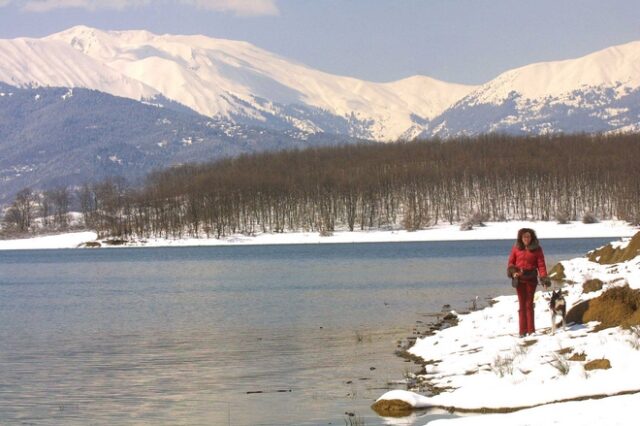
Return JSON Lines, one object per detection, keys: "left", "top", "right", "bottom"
{"left": 582, "top": 279, "right": 604, "bottom": 293}
{"left": 568, "top": 352, "right": 586, "bottom": 361}
{"left": 584, "top": 358, "right": 611, "bottom": 371}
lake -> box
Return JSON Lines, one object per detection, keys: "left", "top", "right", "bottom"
{"left": 0, "top": 238, "right": 612, "bottom": 425}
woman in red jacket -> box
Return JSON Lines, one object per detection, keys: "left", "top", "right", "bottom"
{"left": 507, "top": 228, "right": 551, "bottom": 337}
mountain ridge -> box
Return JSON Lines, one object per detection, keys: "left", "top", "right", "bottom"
{"left": 418, "top": 39, "right": 640, "bottom": 138}
{"left": 3, "top": 25, "right": 477, "bottom": 141}
{"left": 3, "top": 26, "right": 640, "bottom": 140}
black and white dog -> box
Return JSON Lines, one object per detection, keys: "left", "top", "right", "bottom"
{"left": 549, "top": 290, "right": 567, "bottom": 335}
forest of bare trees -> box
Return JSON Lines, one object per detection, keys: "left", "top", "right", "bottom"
{"left": 3, "top": 133, "right": 640, "bottom": 239}
{"left": 1, "top": 187, "right": 72, "bottom": 236}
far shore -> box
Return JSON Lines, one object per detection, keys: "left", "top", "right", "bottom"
{"left": 0, "top": 220, "right": 637, "bottom": 251}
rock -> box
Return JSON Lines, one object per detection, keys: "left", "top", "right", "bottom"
{"left": 548, "top": 262, "right": 566, "bottom": 281}
{"left": 443, "top": 312, "right": 457, "bottom": 321}
{"left": 371, "top": 399, "right": 413, "bottom": 417}
{"left": 103, "top": 238, "right": 128, "bottom": 246}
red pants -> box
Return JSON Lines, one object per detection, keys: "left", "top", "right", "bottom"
{"left": 516, "top": 280, "right": 537, "bottom": 335}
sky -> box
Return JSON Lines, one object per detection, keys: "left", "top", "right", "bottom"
{"left": 0, "top": 0, "right": 639, "bottom": 85}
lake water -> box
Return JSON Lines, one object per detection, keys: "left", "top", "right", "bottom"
{"left": 0, "top": 238, "right": 613, "bottom": 425}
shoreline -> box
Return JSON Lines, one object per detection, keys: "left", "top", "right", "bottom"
{"left": 374, "top": 231, "right": 640, "bottom": 425}
{"left": 0, "top": 220, "right": 637, "bottom": 251}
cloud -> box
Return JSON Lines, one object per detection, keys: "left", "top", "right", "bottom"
{"left": 21, "top": 0, "right": 149, "bottom": 12}
{"left": 183, "top": 0, "right": 279, "bottom": 16}
{"left": 8, "top": 0, "right": 279, "bottom": 16}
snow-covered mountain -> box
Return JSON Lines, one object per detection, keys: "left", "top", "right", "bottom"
{"left": 0, "top": 35, "right": 159, "bottom": 100}
{"left": 1, "top": 26, "right": 640, "bottom": 143}
{"left": 0, "top": 25, "right": 472, "bottom": 141}
{"left": 422, "top": 40, "right": 640, "bottom": 137}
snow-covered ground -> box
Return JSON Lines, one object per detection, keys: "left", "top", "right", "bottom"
{"left": 376, "top": 232, "right": 640, "bottom": 425}
{"left": 0, "top": 220, "right": 636, "bottom": 250}
{"left": 426, "top": 393, "right": 640, "bottom": 426}
{"left": 0, "top": 231, "right": 97, "bottom": 250}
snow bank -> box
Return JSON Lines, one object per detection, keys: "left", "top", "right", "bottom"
{"left": 427, "top": 393, "right": 640, "bottom": 426}
{"left": 1, "top": 220, "right": 634, "bottom": 250}
{"left": 0, "top": 231, "right": 97, "bottom": 250}
{"left": 376, "top": 390, "right": 432, "bottom": 408}
{"left": 115, "top": 220, "right": 638, "bottom": 247}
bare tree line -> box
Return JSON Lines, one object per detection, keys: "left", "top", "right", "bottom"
{"left": 3, "top": 133, "right": 640, "bottom": 238}
{"left": 1, "top": 187, "right": 72, "bottom": 236}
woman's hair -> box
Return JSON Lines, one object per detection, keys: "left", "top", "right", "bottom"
{"left": 516, "top": 228, "right": 540, "bottom": 250}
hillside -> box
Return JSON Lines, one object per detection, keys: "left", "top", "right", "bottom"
{"left": 0, "top": 82, "right": 359, "bottom": 204}
{"left": 422, "top": 41, "right": 640, "bottom": 137}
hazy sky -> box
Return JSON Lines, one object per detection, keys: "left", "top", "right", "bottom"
{"left": 1, "top": 0, "right": 639, "bottom": 84}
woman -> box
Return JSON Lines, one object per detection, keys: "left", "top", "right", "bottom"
{"left": 507, "top": 228, "right": 551, "bottom": 337}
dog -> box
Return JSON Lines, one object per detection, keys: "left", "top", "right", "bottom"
{"left": 549, "top": 290, "right": 567, "bottom": 335}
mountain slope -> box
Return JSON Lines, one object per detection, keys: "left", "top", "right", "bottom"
{"left": 423, "top": 41, "right": 640, "bottom": 137}
{"left": 37, "top": 25, "right": 474, "bottom": 141}
{"left": 0, "top": 82, "right": 361, "bottom": 204}
{"left": 0, "top": 36, "right": 159, "bottom": 101}
{"left": 462, "top": 41, "right": 640, "bottom": 105}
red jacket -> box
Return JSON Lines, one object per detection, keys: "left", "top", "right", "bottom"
{"left": 508, "top": 244, "right": 548, "bottom": 279}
